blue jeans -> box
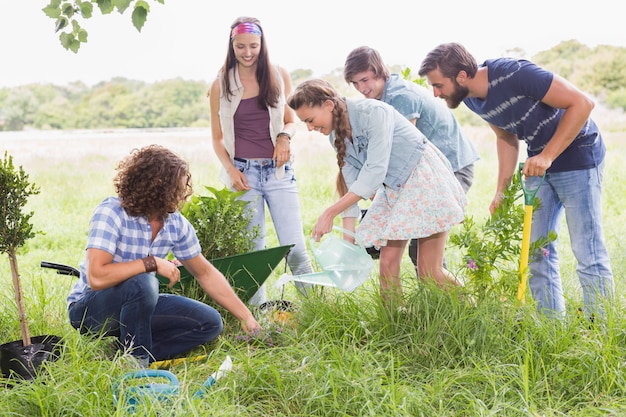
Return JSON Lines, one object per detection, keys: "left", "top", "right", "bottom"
{"left": 525, "top": 162, "right": 613, "bottom": 317}
{"left": 68, "top": 273, "right": 223, "bottom": 362}
{"left": 233, "top": 158, "right": 314, "bottom": 305}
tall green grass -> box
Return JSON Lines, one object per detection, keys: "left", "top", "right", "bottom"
{"left": 1, "top": 126, "right": 625, "bottom": 416}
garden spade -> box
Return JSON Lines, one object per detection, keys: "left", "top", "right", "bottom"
{"left": 193, "top": 355, "right": 233, "bottom": 398}
{"left": 516, "top": 162, "right": 545, "bottom": 304}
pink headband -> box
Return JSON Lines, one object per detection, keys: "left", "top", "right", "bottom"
{"left": 230, "top": 22, "right": 262, "bottom": 39}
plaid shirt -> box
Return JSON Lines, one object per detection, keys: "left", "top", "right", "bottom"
{"left": 67, "top": 196, "right": 201, "bottom": 305}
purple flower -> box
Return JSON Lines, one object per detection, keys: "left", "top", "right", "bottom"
{"left": 541, "top": 247, "right": 550, "bottom": 257}
{"left": 467, "top": 259, "right": 478, "bottom": 270}
{"left": 234, "top": 326, "right": 280, "bottom": 348}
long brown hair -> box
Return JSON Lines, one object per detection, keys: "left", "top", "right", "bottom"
{"left": 220, "top": 16, "right": 280, "bottom": 108}
{"left": 287, "top": 79, "right": 351, "bottom": 195}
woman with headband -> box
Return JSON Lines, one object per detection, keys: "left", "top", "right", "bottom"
{"left": 209, "top": 16, "right": 314, "bottom": 305}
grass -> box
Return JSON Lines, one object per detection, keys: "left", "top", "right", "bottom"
{"left": 1, "top": 123, "right": 626, "bottom": 416}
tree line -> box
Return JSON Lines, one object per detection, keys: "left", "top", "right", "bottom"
{"left": 0, "top": 78, "right": 211, "bottom": 131}
{"left": 1, "top": 40, "right": 624, "bottom": 132}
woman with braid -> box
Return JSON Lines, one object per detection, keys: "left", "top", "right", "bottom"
{"left": 287, "top": 79, "right": 466, "bottom": 304}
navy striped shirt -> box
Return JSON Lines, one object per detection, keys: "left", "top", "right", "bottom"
{"left": 464, "top": 58, "right": 605, "bottom": 172}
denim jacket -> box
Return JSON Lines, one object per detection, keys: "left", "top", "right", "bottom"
{"left": 381, "top": 74, "right": 479, "bottom": 172}
{"left": 332, "top": 98, "right": 426, "bottom": 217}
{"left": 217, "top": 64, "right": 287, "bottom": 186}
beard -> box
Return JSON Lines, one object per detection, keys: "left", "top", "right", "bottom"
{"left": 445, "top": 83, "right": 469, "bottom": 109}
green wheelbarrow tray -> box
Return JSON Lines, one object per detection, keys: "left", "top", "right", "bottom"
{"left": 40, "top": 244, "right": 294, "bottom": 304}
{"left": 157, "top": 244, "right": 294, "bottom": 302}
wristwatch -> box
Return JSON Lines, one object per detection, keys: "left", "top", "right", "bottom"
{"left": 277, "top": 132, "right": 291, "bottom": 141}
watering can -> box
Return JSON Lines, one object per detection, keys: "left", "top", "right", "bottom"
{"left": 276, "top": 226, "right": 375, "bottom": 292}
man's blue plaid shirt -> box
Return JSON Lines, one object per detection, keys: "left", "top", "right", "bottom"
{"left": 67, "top": 196, "right": 201, "bottom": 305}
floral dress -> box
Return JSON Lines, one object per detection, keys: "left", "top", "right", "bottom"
{"left": 356, "top": 141, "right": 466, "bottom": 248}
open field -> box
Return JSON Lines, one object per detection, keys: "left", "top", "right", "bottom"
{"left": 2, "top": 123, "right": 626, "bottom": 290}
{"left": 2, "top": 122, "right": 625, "bottom": 293}
{"left": 2, "top": 122, "right": 626, "bottom": 416}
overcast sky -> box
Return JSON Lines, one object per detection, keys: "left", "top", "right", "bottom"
{"left": 2, "top": 0, "right": 624, "bottom": 88}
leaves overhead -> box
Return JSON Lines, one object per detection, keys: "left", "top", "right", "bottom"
{"left": 131, "top": 1, "right": 149, "bottom": 32}
{"left": 42, "top": 0, "right": 163, "bottom": 53}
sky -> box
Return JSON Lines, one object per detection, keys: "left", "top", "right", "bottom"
{"left": 2, "top": 0, "right": 624, "bottom": 88}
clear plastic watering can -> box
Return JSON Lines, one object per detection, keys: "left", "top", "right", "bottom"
{"left": 276, "top": 226, "right": 375, "bottom": 292}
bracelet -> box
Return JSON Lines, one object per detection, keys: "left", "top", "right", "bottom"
{"left": 277, "top": 132, "right": 291, "bottom": 141}
{"left": 142, "top": 255, "right": 157, "bottom": 273}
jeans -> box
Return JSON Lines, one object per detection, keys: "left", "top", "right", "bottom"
{"left": 525, "top": 162, "right": 613, "bottom": 317}
{"left": 233, "top": 158, "right": 314, "bottom": 305}
{"left": 68, "top": 273, "right": 223, "bottom": 362}
{"left": 408, "top": 163, "right": 474, "bottom": 271}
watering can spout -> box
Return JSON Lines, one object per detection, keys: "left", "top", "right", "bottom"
{"left": 276, "top": 227, "right": 375, "bottom": 292}
{"left": 276, "top": 272, "right": 340, "bottom": 288}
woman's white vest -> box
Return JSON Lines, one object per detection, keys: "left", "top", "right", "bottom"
{"left": 218, "top": 64, "right": 288, "bottom": 186}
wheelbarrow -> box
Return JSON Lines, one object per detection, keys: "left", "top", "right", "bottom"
{"left": 156, "top": 244, "right": 295, "bottom": 302}
{"left": 516, "top": 162, "right": 545, "bottom": 304}
{"left": 40, "top": 244, "right": 294, "bottom": 304}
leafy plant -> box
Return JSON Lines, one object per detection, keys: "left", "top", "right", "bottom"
{"left": 180, "top": 186, "right": 259, "bottom": 260}
{"left": 401, "top": 67, "right": 429, "bottom": 87}
{"left": 0, "top": 151, "right": 41, "bottom": 346}
{"left": 450, "top": 173, "right": 556, "bottom": 302}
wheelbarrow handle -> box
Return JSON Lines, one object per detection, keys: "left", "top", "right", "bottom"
{"left": 40, "top": 261, "right": 80, "bottom": 277}
{"left": 517, "top": 162, "right": 545, "bottom": 206}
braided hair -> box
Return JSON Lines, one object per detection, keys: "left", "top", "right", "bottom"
{"left": 287, "top": 79, "right": 351, "bottom": 195}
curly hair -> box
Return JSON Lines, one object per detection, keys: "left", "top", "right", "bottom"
{"left": 220, "top": 16, "right": 281, "bottom": 109}
{"left": 114, "top": 145, "right": 192, "bottom": 220}
{"left": 287, "top": 78, "right": 351, "bottom": 196}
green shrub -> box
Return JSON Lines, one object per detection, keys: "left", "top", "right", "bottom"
{"left": 180, "top": 186, "right": 259, "bottom": 260}
{"left": 450, "top": 173, "right": 556, "bottom": 302}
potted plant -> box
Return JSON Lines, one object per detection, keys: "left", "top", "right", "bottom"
{"left": 0, "top": 151, "right": 61, "bottom": 380}
{"left": 160, "top": 186, "right": 293, "bottom": 303}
